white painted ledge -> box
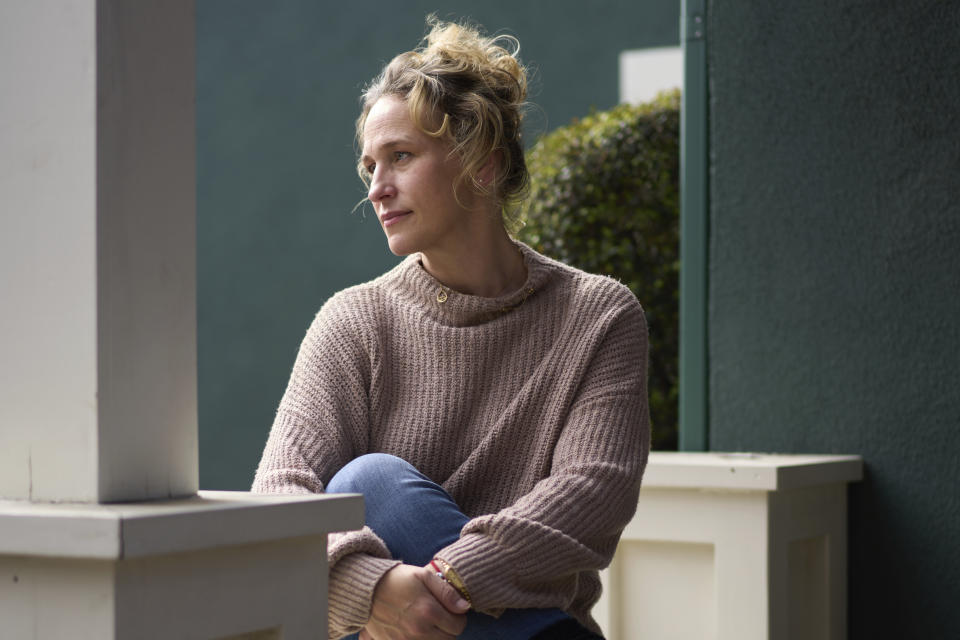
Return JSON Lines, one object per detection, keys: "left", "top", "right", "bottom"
{"left": 0, "top": 491, "right": 365, "bottom": 639}
{"left": 0, "top": 490, "right": 364, "bottom": 559}
{"left": 643, "top": 451, "right": 863, "bottom": 491}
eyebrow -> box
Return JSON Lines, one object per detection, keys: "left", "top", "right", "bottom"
{"left": 360, "top": 137, "right": 417, "bottom": 164}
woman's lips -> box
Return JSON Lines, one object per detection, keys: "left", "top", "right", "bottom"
{"left": 381, "top": 210, "right": 412, "bottom": 227}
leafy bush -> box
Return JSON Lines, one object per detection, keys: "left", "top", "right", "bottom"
{"left": 518, "top": 90, "right": 680, "bottom": 450}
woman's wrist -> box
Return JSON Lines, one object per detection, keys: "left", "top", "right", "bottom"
{"left": 431, "top": 557, "right": 473, "bottom": 606}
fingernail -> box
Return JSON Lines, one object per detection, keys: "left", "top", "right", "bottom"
{"left": 457, "top": 598, "right": 469, "bottom": 609}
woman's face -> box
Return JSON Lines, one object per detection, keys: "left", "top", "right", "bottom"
{"left": 361, "top": 96, "right": 477, "bottom": 257}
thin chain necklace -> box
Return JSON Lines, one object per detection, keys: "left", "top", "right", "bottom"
{"left": 434, "top": 248, "right": 527, "bottom": 307}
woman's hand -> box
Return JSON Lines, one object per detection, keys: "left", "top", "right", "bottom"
{"left": 359, "top": 563, "right": 470, "bottom": 639}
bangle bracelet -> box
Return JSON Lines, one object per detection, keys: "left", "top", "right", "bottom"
{"left": 433, "top": 558, "right": 472, "bottom": 606}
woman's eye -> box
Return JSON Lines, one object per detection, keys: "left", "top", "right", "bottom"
{"left": 394, "top": 151, "right": 411, "bottom": 162}
{"left": 365, "top": 163, "right": 376, "bottom": 175}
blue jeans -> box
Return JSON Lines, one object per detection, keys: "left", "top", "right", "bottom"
{"left": 326, "top": 453, "right": 569, "bottom": 640}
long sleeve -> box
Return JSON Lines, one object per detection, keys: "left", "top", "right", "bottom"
{"left": 435, "top": 292, "right": 649, "bottom": 621}
{"left": 253, "top": 299, "right": 368, "bottom": 492}
{"left": 251, "top": 296, "right": 400, "bottom": 638}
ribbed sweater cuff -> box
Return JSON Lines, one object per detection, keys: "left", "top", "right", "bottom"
{"left": 436, "top": 533, "right": 512, "bottom": 616}
{"left": 328, "top": 553, "right": 400, "bottom": 638}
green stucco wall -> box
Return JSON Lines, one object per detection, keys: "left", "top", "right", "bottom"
{"left": 196, "top": 1, "right": 679, "bottom": 490}
{"left": 707, "top": 1, "right": 960, "bottom": 636}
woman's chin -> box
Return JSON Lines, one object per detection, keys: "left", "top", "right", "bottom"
{"left": 385, "top": 234, "right": 418, "bottom": 257}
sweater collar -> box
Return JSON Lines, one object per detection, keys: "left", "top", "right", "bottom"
{"left": 390, "top": 241, "right": 556, "bottom": 327}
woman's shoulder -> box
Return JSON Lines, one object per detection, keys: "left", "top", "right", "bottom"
{"left": 524, "top": 246, "right": 644, "bottom": 317}
{"left": 309, "top": 258, "right": 413, "bottom": 335}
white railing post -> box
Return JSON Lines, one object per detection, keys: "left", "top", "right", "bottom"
{"left": 597, "top": 452, "right": 862, "bottom": 640}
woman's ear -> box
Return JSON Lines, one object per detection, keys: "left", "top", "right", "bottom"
{"left": 477, "top": 150, "right": 502, "bottom": 187}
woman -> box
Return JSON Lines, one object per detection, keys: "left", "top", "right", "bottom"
{"left": 253, "top": 17, "right": 649, "bottom": 640}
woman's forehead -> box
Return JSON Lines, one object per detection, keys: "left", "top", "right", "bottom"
{"left": 362, "top": 97, "right": 444, "bottom": 157}
{"left": 363, "top": 99, "right": 415, "bottom": 147}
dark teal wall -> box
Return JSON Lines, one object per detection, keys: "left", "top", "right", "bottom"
{"left": 707, "top": 0, "right": 960, "bottom": 636}
{"left": 196, "top": 1, "right": 679, "bottom": 490}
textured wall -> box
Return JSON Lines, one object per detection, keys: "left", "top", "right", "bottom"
{"left": 196, "top": 1, "right": 679, "bottom": 490}
{"left": 707, "top": 0, "right": 960, "bottom": 636}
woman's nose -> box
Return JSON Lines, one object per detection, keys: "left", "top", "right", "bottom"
{"left": 368, "top": 170, "right": 395, "bottom": 203}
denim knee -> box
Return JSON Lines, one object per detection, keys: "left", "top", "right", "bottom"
{"left": 325, "top": 452, "right": 415, "bottom": 494}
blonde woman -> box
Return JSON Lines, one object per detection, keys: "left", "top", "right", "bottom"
{"left": 254, "top": 17, "right": 649, "bottom": 640}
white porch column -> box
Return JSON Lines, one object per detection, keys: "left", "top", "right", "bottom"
{"left": 1, "top": 0, "right": 196, "bottom": 503}
{"left": 0, "top": 3, "right": 362, "bottom": 637}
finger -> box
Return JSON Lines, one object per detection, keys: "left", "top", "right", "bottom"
{"left": 428, "top": 628, "right": 460, "bottom": 640}
{"left": 414, "top": 620, "right": 459, "bottom": 640}
{"left": 437, "top": 620, "right": 467, "bottom": 639}
{"left": 417, "top": 577, "right": 468, "bottom": 637}
{"left": 403, "top": 596, "right": 466, "bottom": 638}
{"left": 359, "top": 627, "right": 386, "bottom": 640}
{"left": 426, "top": 610, "right": 467, "bottom": 638}
{"left": 422, "top": 567, "right": 471, "bottom": 615}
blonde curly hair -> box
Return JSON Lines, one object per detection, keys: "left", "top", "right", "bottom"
{"left": 357, "top": 16, "right": 530, "bottom": 230}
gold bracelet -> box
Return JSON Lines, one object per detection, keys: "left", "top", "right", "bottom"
{"left": 434, "top": 557, "right": 473, "bottom": 606}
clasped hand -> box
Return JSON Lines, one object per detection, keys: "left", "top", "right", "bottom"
{"left": 359, "top": 562, "right": 471, "bottom": 639}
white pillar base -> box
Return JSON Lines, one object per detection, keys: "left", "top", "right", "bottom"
{"left": 0, "top": 491, "right": 363, "bottom": 639}
{"left": 596, "top": 452, "right": 862, "bottom": 640}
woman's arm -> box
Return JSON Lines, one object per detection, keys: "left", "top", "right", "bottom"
{"left": 252, "top": 299, "right": 368, "bottom": 494}
{"left": 434, "top": 296, "right": 650, "bottom": 616}
{"left": 251, "top": 296, "right": 404, "bottom": 638}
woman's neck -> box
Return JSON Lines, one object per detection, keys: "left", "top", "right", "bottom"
{"left": 420, "top": 223, "right": 527, "bottom": 298}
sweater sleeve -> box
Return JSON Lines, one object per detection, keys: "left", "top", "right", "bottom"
{"left": 250, "top": 297, "right": 399, "bottom": 639}
{"left": 435, "top": 292, "right": 650, "bottom": 617}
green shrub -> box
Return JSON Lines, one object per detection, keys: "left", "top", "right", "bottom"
{"left": 518, "top": 90, "right": 680, "bottom": 450}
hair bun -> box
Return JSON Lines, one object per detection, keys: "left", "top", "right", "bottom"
{"left": 422, "top": 18, "right": 528, "bottom": 104}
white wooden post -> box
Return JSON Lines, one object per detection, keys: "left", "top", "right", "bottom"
{"left": 0, "top": 3, "right": 362, "bottom": 637}
{"left": 1, "top": 0, "right": 197, "bottom": 504}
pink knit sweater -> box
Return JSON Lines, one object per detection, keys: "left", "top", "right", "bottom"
{"left": 252, "top": 243, "right": 650, "bottom": 638}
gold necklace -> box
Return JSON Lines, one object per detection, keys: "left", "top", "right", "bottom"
{"left": 433, "top": 248, "right": 527, "bottom": 307}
